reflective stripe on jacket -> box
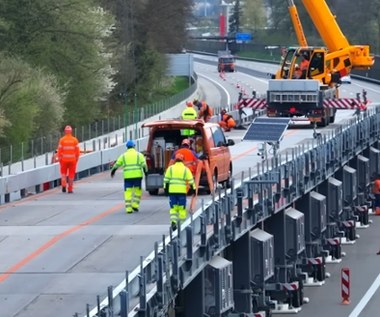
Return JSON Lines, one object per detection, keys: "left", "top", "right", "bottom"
{"left": 164, "top": 162, "right": 195, "bottom": 194}
{"left": 114, "top": 148, "right": 147, "bottom": 179}
{"left": 57, "top": 134, "right": 80, "bottom": 163}
{"left": 181, "top": 107, "right": 197, "bottom": 120}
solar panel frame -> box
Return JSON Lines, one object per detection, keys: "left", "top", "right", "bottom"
{"left": 243, "top": 117, "right": 290, "bottom": 142}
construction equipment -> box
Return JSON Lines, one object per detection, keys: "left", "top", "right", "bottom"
{"left": 217, "top": 50, "right": 236, "bottom": 73}
{"left": 237, "top": 0, "right": 374, "bottom": 127}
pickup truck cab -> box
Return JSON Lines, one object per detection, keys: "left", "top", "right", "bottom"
{"left": 142, "top": 119, "right": 235, "bottom": 195}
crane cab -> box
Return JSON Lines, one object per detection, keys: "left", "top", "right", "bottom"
{"left": 276, "top": 47, "right": 329, "bottom": 82}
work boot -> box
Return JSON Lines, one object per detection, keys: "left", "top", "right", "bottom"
{"left": 171, "top": 222, "right": 177, "bottom": 231}
{"left": 132, "top": 207, "right": 139, "bottom": 212}
{"left": 126, "top": 209, "right": 133, "bottom": 214}
{"left": 377, "top": 250, "right": 380, "bottom": 255}
{"left": 62, "top": 186, "right": 66, "bottom": 193}
{"left": 68, "top": 186, "right": 73, "bottom": 194}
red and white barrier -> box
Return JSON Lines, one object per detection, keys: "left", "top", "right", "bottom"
{"left": 341, "top": 267, "right": 350, "bottom": 304}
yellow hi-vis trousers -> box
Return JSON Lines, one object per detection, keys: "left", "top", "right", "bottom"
{"left": 124, "top": 187, "right": 142, "bottom": 213}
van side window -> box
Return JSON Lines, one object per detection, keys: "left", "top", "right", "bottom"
{"left": 211, "top": 126, "right": 226, "bottom": 147}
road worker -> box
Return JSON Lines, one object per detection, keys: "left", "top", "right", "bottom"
{"left": 372, "top": 174, "right": 380, "bottom": 215}
{"left": 110, "top": 140, "right": 148, "bottom": 214}
{"left": 57, "top": 125, "right": 80, "bottom": 193}
{"left": 300, "top": 53, "right": 310, "bottom": 79}
{"left": 169, "top": 139, "right": 199, "bottom": 175}
{"left": 193, "top": 98, "right": 202, "bottom": 111}
{"left": 197, "top": 100, "right": 213, "bottom": 122}
{"left": 293, "top": 64, "right": 302, "bottom": 79}
{"left": 218, "top": 109, "right": 236, "bottom": 132}
{"left": 181, "top": 101, "right": 197, "bottom": 136}
{"left": 164, "top": 152, "right": 196, "bottom": 231}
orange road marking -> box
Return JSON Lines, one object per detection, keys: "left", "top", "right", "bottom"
{"left": 0, "top": 203, "right": 123, "bottom": 283}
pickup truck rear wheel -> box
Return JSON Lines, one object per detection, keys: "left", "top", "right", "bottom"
{"left": 205, "top": 171, "right": 217, "bottom": 194}
{"left": 223, "top": 165, "right": 233, "bottom": 189}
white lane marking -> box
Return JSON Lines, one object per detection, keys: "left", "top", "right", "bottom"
{"left": 348, "top": 272, "right": 380, "bottom": 317}
{"left": 198, "top": 72, "right": 231, "bottom": 105}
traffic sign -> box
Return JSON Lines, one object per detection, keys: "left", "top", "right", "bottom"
{"left": 235, "top": 32, "right": 252, "bottom": 41}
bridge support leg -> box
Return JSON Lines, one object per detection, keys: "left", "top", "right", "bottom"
{"left": 176, "top": 270, "right": 204, "bottom": 317}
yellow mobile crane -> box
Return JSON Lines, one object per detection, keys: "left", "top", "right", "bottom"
{"left": 239, "top": 0, "right": 375, "bottom": 126}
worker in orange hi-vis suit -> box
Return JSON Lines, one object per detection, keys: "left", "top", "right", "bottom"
{"left": 218, "top": 109, "right": 236, "bottom": 132}
{"left": 169, "top": 139, "right": 199, "bottom": 176}
{"left": 197, "top": 100, "right": 213, "bottom": 122}
{"left": 372, "top": 174, "right": 380, "bottom": 216}
{"left": 57, "top": 125, "right": 80, "bottom": 193}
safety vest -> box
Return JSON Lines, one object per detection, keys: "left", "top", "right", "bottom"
{"left": 115, "top": 148, "right": 147, "bottom": 179}
{"left": 57, "top": 134, "right": 80, "bottom": 163}
{"left": 164, "top": 162, "right": 195, "bottom": 194}
{"left": 181, "top": 107, "right": 197, "bottom": 120}
{"left": 181, "top": 107, "right": 197, "bottom": 136}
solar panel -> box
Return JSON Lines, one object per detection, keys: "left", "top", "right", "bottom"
{"left": 243, "top": 117, "right": 290, "bottom": 142}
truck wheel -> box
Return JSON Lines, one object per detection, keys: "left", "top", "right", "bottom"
{"left": 206, "top": 171, "right": 218, "bottom": 194}
{"left": 148, "top": 189, "right": 159, "bottom": 196}
{"left": 223, "top": 165, "right": 233, "bottom": 189}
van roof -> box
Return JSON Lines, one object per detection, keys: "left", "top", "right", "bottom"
{"left": 142, "top": 119, "right": 219, "bottom": 129}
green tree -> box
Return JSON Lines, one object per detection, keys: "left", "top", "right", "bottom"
{"left": 229, "top": 0, "right": 242, "bottom": 35}
{"left": 241, "top": 0, "right": 266, "bottom": 32}
{"left": 0, "top": 0, "right": 114, "bottom": 127}
{"left": 0, "top": 54, "right": 64, "bottom": 146}
{"left": 102, "top": 0, "right": 193, "bottom": 110}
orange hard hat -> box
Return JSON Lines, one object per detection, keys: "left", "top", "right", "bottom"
{"left": 186, "top": 101, "right": 193, "bottom": 107}
{"left": 181, "top": 139, "right": 190, "bottom": 147}
{"left": 64, "top": 125, "right": 72, "bottom": 134}
{"left": 175, "top": 153, "right": 184, "bottom": 161}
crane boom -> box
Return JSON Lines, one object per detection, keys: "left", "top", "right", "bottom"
{"left": 302, "top": 0, "right": 348, "bottom": 52}
{"left": 287, "top": 0, "right": 308, "bottom": 47}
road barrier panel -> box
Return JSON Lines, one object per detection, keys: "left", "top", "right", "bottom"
{"left": 341, "top": 267, "right": 351, "bottom": 305}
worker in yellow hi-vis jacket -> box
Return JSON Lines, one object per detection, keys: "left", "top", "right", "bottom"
{"left": 111, "top": 140, "right": 147, "bottom": 214}
{"left": 164, "top": 152, "right": 196, "bottom": 231}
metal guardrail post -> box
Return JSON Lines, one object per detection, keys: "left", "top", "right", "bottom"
{"left": 139, "top": 256, "right": 146, "bottom": 315}
{"left": 157, "top": 254, "right": 164, "bottom": 309}
{"left": 107, "top": 285, "right": 114, "bottom": 317}
{"left": 225, "top": 195, "right": 233, "bottom": 242}
{"left": 213, "top": 201, "right": 220, "bottom": 250}
{"left": 119, "top": 290, "right": 129, "bottom": 317}
{"left": 171, "top": 240, "right": 179, "bottom": 292}
{"left": 236, "top": 187, "right": 244, "bottom": 227}
{"left": 186, "top": 226, "right": 193, "bottom": 264}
